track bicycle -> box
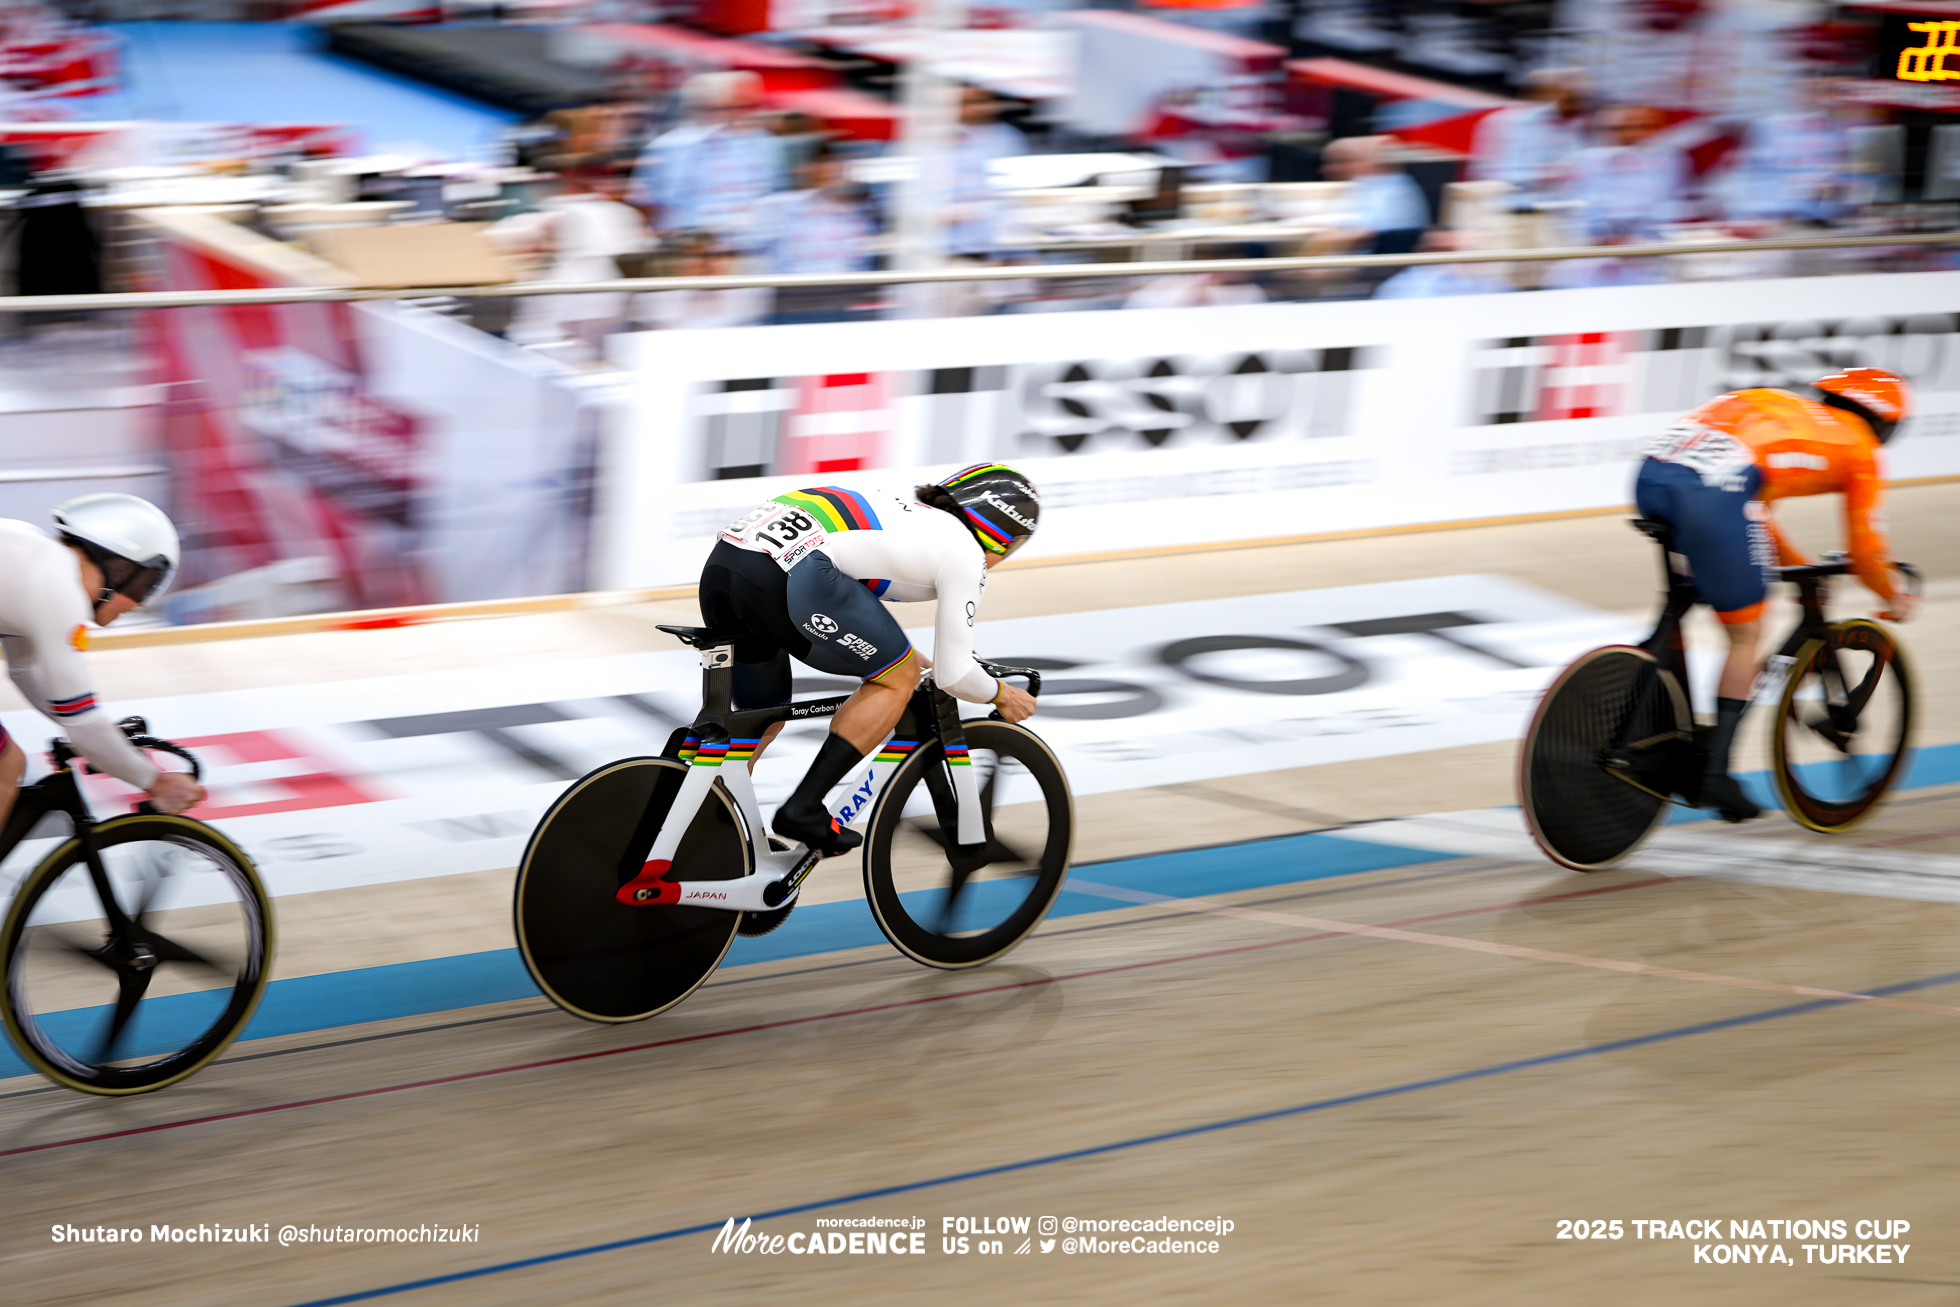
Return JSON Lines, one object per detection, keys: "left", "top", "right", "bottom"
{"left": 0, "top": 718, "right": 272, "bottom": 1094}
{"left": 1520, "top": 518, "right": 1919, "bottom": 871}
{"left": 513, "top": 625, "right": 1074, "bottom": 1023}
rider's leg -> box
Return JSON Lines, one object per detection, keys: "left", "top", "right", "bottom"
{"left": 731, "top": 651, "right": 793, "bottom": 771}
{"left": 772, "top": 554, "right": 918, "bottom": 854}
{"left": 1705, "top": 611, "right": 1762, "bottom": 779}
{"left": 833, "top": 650, "right": 922, "bottom": 752}
{"left": 749, "top": 721, "right": 785, "bottom": 771}
{"left": 1637, "top": 457, "right": 1768, "bottom": 821}
{"left": 772, "top": 652, "right": 921, "bottom": 853}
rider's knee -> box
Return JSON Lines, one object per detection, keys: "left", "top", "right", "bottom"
{"left": 873, "top": 649, "right": 922, "bottom": 691}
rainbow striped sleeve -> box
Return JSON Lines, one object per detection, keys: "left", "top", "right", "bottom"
{"left": 772, "top": 486, "right": 882, "bottom": 534}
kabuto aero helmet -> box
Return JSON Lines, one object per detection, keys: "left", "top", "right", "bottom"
{"left": 935, "top": 464, "right": 1039, "bottom": 558}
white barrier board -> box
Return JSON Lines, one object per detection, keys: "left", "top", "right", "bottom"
{"left": 2, "top": 575, "right": 1634, "bottom": 907}
{"left": 600, "top": 273, "right": 1960, "bottom": 587}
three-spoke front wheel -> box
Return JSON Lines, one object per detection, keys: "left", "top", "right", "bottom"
{"left": 1, "top": 815, "right": 272, "bottom": 1095}
{"left": 862, "top": 720, "right": 1074, "bottom": 969}
{"left": 1771, "top": 619, "right": 1913, "bottom": 833}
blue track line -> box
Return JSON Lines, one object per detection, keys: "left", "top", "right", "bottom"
{"left": 281, "top": 965, "right": 1960, "bottom": 1307}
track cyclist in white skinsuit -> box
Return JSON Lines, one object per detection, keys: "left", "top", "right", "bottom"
{"left": 0, "top": 494, "right": 206, "bottom": 831}
{"left": 697, "top": 464, "right": 1041, "bottom": 856}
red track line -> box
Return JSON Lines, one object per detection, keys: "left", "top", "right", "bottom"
{"left": 1863, "top": 826, "right": 1960, "bottom": 848}
{"left": 0, "top": 873, "right": 1672, "bottom": 1159}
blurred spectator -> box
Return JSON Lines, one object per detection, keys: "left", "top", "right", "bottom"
{"left": 771, "top": 110, "right": 828, "bottom": 181}
{"left": 1567, "top": 105, "right": 1689, "bottom": 245}
{"left": 1469, "top": 68, "right": 1590, "bottom": 210}
{"left": 543, "top": 70, "right": 657, "bottom": 178}
{"left": 629, "top": 71, "right": 785, "bottom": 253}
{"left": 1372, "top": 230, "right": 1513, "bottom": 299}
{"left": 494, "top": 165, "right": 652, "bottom": 362}
{"left": 1721, "top": 79, "right": 1858, "bottom": 230}
{"left": 1319, "top": 136, "right": 1430, "bottom": 256}
{"left": 633, "top": 233, "right": 769, "bottom": 331}
{"left": 757, "top": 139, "right": 878, "bottom": 325}
{"left": 946, "top": 84, "right": 1026, "bottom": 260}
{"left": 1123, "top": 267, "right": 1266, "bottom": 310}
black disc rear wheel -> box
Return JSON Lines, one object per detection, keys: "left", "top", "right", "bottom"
{"left": 1772, "top": 619, "right": 1913, "bottom": 833}
{"left": 514, "top": 757, "right": 749, "bottom": 1022}
{"left": 1520, "top": 646, "right": 1690, "bottom": 871}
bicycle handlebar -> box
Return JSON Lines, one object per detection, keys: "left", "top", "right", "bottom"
{"left": 976, "top": 660, "right": 1042, "bottom": 699}
{"left": 1775, "top": 552, "right": 1921, "bottom": 595}
{"left": 63, "top": 715, "right": 204, "bottom": 783}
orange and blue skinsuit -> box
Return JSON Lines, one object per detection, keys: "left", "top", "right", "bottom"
{"left": 1634, "top": 387, "right": 1899, "bottom": 623}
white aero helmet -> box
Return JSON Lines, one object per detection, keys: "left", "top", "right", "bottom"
{"left": 53, "top": 493, "right": 179, "bottom": 605}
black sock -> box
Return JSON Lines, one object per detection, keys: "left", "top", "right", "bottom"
{"left": 1703, "top": 697, "right": 1749, "bottom": 775}
{"left": 781, "top": 733, "right": 864, "bottom": 821}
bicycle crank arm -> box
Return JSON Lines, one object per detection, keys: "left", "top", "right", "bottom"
{"left": 1602, "top": 761, "right": 1696, "bottom": 809}
{"left": 620, "top": 847, "right": 822, "bottom": 911}
{"left": 661, "top": 871, "right": 802, "bottom": 912}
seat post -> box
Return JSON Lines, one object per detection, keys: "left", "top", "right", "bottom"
{"left": 698, "top": 643, "right": 735, "bottom": 722}
{"left": 1631, "top": 518, "right": 1694, "bottom": 674}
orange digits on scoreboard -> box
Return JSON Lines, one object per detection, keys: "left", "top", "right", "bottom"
{"left": 1899, "top": 21, "right": 1960, "bottom": 82}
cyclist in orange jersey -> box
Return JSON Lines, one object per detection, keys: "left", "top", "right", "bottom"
{"left": 1632, "top": 367, "right": 1916, "bottom": 822}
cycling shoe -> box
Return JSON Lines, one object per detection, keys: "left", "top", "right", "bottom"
{"left": 772, "top": 803, "right": 863, "bottom": 857}
{"left": 1697, "top": 772, "right": 1762, "bottom": 824}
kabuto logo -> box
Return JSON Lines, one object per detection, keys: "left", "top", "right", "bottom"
{"left": 980, "top": 490, "right": 1034, "bottom": 529}
{"left": 805, "top": 613, "right": 839, "bottom": 638}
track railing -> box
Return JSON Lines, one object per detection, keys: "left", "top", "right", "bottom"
{"left": 1, "top": 229, "right": 1956, "bottom": 311}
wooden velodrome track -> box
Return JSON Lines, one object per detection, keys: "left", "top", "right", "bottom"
{"left": 7, "top": 486, "right": 1960, "bottom": 1306}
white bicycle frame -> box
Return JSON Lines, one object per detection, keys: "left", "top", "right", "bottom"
{"left": 634, "top": 641, "right": 987, "bottom": 913}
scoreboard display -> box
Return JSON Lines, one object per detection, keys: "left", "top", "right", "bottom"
{"left": 1859, "top": 2, "right": 1960, "bottom": 81}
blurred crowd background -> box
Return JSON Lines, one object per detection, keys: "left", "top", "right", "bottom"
{"left": 0, "top": 0, "right": 1953, "bottom": 622}
{"left": 0, "top": 0, "right": 1951, "bottom": 343}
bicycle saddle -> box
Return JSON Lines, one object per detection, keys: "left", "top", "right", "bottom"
{"left": 656, "top": 624, "right": 736, "bottom": 650}
{"left": 1629, "top": 517, "right": 1675, "bottom": 547}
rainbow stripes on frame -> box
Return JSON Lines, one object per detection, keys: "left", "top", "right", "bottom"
{"left": 944, "top": 743, "right": 970, "bottom": 767}
{"left": 679, "top": 736, "right": 760, "bottom": 768}
{"left": 771, "top": 486, "right": 881, "bottom": 534}
{"left": 874, "top": 739, "right": 918, "bottom": 765}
